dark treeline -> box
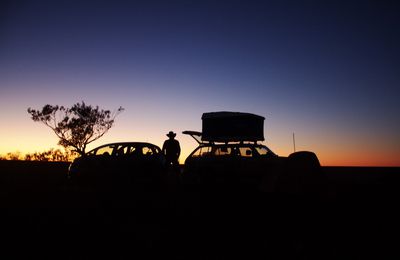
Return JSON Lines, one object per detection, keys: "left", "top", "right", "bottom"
{"left": 0, "top": 148, "right": 76, "bottom": 162}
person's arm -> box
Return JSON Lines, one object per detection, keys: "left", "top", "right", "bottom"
{"left": 177, "top": 141, "right": 181, "bottom": 157}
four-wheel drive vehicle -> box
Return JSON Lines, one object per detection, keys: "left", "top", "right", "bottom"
{"left": 68, "top": 142, "right": 166, "bottom": 191}
{"left": 183, "top": 112, "right": 322, "bottom": 193}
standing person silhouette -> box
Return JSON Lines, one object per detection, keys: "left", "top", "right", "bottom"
{"left": 162, "top": 131, "right": 181, "bottom": 169}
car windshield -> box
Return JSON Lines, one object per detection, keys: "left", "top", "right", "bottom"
{"left": 254, "top": 146, "right": 270, "bottom": 155}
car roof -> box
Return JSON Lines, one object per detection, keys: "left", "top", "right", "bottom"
{"left": 89, "top": 142, "right": 160, "bottom": 151}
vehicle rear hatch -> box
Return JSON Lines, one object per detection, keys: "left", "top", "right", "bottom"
{"left": 182, "top": 130, "right": 203, "bottom": 144}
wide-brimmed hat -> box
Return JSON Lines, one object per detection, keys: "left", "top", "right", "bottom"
{"left": 166, "top": 131, "right": 176, "bottom": 138}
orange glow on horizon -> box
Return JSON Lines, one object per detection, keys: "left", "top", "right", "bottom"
{"left": 1, "top": 145, "right": 399, "bottom": 167}
{"left": 185, "top": 145, "right": 400, "bottom": 167}
{"left": 1, "top": 118, "right": 399, "bottom": 167}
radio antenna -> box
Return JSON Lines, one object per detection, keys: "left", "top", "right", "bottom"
{"left": 293, "top": 132, "right": 296, "bottom": 152}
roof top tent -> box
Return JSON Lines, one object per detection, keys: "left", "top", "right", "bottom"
{"left": 201, "top": 111, "right": 265, "bottom": 143}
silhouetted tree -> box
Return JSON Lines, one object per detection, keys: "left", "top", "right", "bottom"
{"left": 28, "top": 101, "right": 124, "bottom": 156}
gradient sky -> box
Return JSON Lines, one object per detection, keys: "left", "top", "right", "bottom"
{"left": 1, "top": 0, "right": 399, "bottom": 166}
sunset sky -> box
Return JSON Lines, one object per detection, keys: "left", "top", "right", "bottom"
{"left": 1, "top": 0, "right": 399, "bottom": 166}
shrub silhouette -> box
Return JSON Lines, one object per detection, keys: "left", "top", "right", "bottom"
{"left": 25, "top": 148, "right": 77, "bottom": 162}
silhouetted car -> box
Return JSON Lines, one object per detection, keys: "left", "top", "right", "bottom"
{"left": 68, "top": 142, "right": 166, "bottom": 192}
{"left": 182, "top": 112, "right": 322, "bottom": 193}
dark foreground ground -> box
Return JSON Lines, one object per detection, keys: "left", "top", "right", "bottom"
{"left": 1, "top": 161, "right": 399, "bottom": 259}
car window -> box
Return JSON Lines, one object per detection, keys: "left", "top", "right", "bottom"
{"left": 192, "top": 146, "right": 212, "bottom": 157}
{"left": 213, "top": 147, "right": 235, "bottom": 156}
{"left": 112, "top": 145, "right": 129, "bottom": 156}
{"left": 95, "top": 145, "right": 114, "bottom": 156}
{"left": 192, "top": 146, "right": 249, "bottom": 157}
{"left": 255, "top": 146, "right": 269, "bottom": 155}
{"left": 153, "top": 146, "right": 161, "bottom": 154}
{"left": 143, "top": 146, "right": 154, "bottom": 155}
{"left": 128, "top": 146, "right": 143, "bottom": 156}
{"left": 239, "top": 147, "right": 253, "bottom": 157}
